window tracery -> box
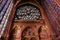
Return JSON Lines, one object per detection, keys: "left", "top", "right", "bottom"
{"left": 14, "top": 4, "right": 41, "bottom": 20}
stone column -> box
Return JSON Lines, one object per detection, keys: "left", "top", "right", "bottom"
{"left": 13, "top": 25, "right": 21, "bottom": 40}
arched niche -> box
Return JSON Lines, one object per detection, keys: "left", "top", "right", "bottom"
{"left": 21, "top": 26, "right": 37, "bottom": 40}
{"left": 38, "top": 26, "right": 49, "bottom": 40}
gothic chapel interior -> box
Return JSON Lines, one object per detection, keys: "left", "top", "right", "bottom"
{"left": 0, "top": 0, "right": 60, "bottom": 40}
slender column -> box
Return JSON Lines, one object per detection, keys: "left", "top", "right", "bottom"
{"left": 0, "top": 0, "right": 13, "bottom": 39}
{"left": 12, "top": 26, "right": 21, "bottom": 40}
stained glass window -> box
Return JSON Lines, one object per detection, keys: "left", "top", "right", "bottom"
{"left": 14, "top": 4, "right": 41, "bottom": 20}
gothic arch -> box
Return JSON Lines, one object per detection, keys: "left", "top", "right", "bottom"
{"left": 14, "top": 3, "right": 42, "bottom": 21}
{"left": 21, "top": 26, "right": 37, "bottom": 40}
{"left": 13, "top": 0, "right": 44, "bottom": 20}
{"left": 38, "top": 26, "right": 50, "bottom": 40}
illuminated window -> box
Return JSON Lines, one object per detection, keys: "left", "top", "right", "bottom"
{"left": 14, "top": 4, "right": 41, "bottom": 20}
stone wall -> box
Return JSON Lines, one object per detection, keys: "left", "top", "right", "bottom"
{"left": 42, "top": 0, "right": 60, "bottom": 40}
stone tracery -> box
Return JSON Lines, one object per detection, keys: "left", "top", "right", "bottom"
{"left": 14, "top": 4, "right": 41, "bottom": 20}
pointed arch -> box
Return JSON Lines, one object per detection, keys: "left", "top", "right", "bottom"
{"left": 21, "top": 26, "right": 36, "bottom": 40}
